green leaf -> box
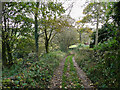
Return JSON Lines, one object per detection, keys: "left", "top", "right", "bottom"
{"left": 14, "top": 81, "right": 19, "bottom": 84}
{"left": 22, "top": 83, "right": 27, "bottom": 86}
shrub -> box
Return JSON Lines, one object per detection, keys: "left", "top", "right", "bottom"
{"left": 2, "top": 51, "right": 66, "bottom": 89}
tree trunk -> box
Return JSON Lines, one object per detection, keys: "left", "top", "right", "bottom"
{"left": 79, "top": 32, "right": 82, "bottom": 42}
{"left": 44, "top": 27, "right": 49, "bottom": 53}
{"left": 45, "top": 39, "right": 49, "bottom": 53}
{"left": 2, "top": 13, "right": 7, "bottom": 66}
{"left": 95, "top": 16, "right": 99, "bottom": 46}
{"left": 6, "top": 41, "right": 13, "bottom": 65}
{"left": 2, "top": 31, "right": 7, "bottom": 66}
{"left": 34, "top": 2, "right": 39, "bottom": 60}
{"left": 95, "top": 3, "right": 99, "bottom": 46}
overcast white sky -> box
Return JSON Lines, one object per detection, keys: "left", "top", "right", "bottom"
{"left": 61, "top": 0, "right": 103, "bottom": 29}
{"left": 61, "top": 0, "right": 88, "bottom": 21}
{"left": 60, "top": 0, "right": 98, "bottom": 29}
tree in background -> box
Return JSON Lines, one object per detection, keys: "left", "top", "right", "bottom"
{"left": 53, "top": 26, "right": 79, "bottom": 52}
{"left": 34, "top": 2, "right": 39, "bottom": 60}
{"left": 81, "top": 27, "right": 93, "bottom": 45}
{"left": 78, "top": 2, "right": 113, "bottom": 46}
{"left": 112, "top": 2, "right": 120, "bottom": 45}
{"left": 2, "top": 2, "right": 33, "bottom": 66}
{"left": 39, "top": 2, "right": 66, "bottom": 53}
{"left": 76, "top": 26, "right": 92, "bottom": 44}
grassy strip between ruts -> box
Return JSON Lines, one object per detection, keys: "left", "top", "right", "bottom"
{"left": 62, "top": 56, "right": 69, "bottom": 88}
{"left": 62, "top": 55, "right": 83, "bottom": 89}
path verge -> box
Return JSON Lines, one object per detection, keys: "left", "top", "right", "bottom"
{"left": 72, "top": 56, "right": 94, "bottom": 88}
{"left": 49, "top": 56, "right": 66, "bottom": 89}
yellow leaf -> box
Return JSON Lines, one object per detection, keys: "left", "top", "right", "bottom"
{"left": 7, "top": 87, "right": 10, "bottom": 89}
{"left": 43, "top": 78, "right": 45, "bottom": 80}
{"left": 76, "top": 20, "right": 82, "bottom": 23}
{"left": 17, "top": 85, "right": 20, "bottom": 87}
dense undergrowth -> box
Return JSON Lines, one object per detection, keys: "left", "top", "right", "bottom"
{"left": 2, "top": 51, "right": 66, "bottom": 89}
{"left": 74, "top": 46, "right": 120, "bottom": 88}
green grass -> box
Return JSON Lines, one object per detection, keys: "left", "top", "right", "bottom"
{"left": 62, "top": 55, "right": 82, "bottom": 89}
{"left": 69, "top": 56, "right": 82, "bottom": 88}
{"left": 62, "top": 56, "right": 69, "bottom": 88}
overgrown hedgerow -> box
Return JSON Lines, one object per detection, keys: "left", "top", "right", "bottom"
{"left": 75, "top": 48, "right": 120, "bottom": 88}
